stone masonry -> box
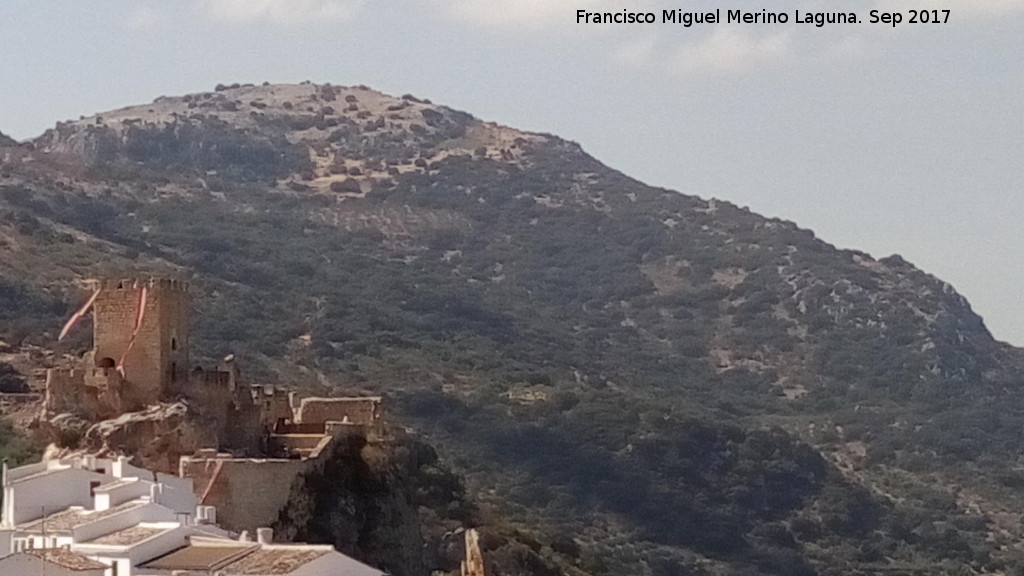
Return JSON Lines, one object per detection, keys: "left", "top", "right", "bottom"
{"left": 45, "top": 276, "right": 388, "bottom": 534}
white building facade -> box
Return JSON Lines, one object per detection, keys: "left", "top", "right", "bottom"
{"left": 0, "top": 454, "right": 386, "bottom": 576}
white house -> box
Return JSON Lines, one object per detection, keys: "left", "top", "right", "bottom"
{"left": 0, "top": 455, "right": 387, "bottom": 576}
{"left": 137, "top": 531, "right": 386, "bottom": 576}
{"left": 0, "top": 455, "right": 221, "bottom": 576}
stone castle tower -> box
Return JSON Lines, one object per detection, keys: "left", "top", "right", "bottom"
{"left": 90, "top": 278, "right": 190, "bottom": 403}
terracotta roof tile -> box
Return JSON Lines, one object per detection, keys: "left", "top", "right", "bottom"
{"left": 222, "top": 547, "right": 329, "bottom": 574}
{"left": 83, "top": 525, "right": 166, "bottom": 546}
{"left": 141, "top": 544, "right": 256, "bottom": 571}
{"left": 23, "top": 548, "right": 108, "bottom": 571}
{"left": 19, "top": 501, "right": 146, "bottom": 532}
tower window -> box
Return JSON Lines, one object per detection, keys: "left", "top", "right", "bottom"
{"left": 171, "top": 338, "right": 177, "bottom": 351}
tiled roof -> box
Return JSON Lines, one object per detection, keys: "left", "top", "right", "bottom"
{"left": 19, "top": 501, "right": 146, "bottom": 532}
{"left": 221, "top": 547, "right": 329, "bottom": 575}
{"left": 135, "top": 540, "right": 383, "bottom": 576}
{"left": 140, "top": 544, "right": 256, "bottom": 571}
{"left": 22, "top": 548, "right": 108, "bottom": 571}
{"left": 82, "top": 525, "right": 165, "bottom": 546}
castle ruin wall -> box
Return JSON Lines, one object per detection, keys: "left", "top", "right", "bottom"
{"left": 296, "top": 397, "right": 381, "bottom": 426}
{"left": 179, "top": 453, "right": 325, "bottom": 534}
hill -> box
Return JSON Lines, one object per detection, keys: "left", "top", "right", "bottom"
{"left": 3, "top": 82, "right": 1024, "bottom": 575}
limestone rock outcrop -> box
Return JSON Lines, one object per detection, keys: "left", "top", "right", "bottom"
{"left": 79, "top": 402, "right": 207, "bottom": 474}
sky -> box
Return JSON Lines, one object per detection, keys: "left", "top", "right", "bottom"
{"left": 1, "top": 0, "right": 1022, "bottom": 343}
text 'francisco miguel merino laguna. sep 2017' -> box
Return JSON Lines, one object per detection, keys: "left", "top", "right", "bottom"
{"left": 576, "top": 8, "right": 952, "bottom": 27}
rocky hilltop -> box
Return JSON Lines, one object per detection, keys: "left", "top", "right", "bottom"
{"left": 2, "top": 83, "right": 1024, "bottom": 576}
{"left": 35, "top": 82, "right": 541, "bottom": 186}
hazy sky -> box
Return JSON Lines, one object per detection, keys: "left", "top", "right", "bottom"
{"left": 2, "top": 1, "right": 1022, "bottom": 343}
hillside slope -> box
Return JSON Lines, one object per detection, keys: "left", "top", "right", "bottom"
{"left": 3, "top": 82, "right": 1024, "bottom": 575}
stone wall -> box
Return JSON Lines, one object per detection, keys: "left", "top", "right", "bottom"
{"left": 91, "top": 278, "right": 190, "bottom": 405}
{"left": 44, "top": 366, "right": 123, "bottom": 419}
{"left": 296, "top": 397, "right": 382, "bottom": 426}
{"left": 44, "top": 368, "right": 88, "bottom": 415}
{"left": 180, "top": 452, "right": 325, "bottom": 533}
{"left": 250, "top": 386, "right": 295, "bottom": 428}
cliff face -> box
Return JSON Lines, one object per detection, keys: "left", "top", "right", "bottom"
{"left": 3, "top": 83, "right": 1024, "bottom": 575}
{"left": 274, "top": 432, "right": 467, "bottom": 576}
{"left": 273, "top": 430, "right": 576, "bottom": 576}
{"left": 48, "top": 402, "right": 569, "bottom": 576}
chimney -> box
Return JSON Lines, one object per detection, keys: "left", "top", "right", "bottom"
{"left": 150, "top": 483, "right": 163, "bottom": 503}
{"left": 113, "top": 455, "right": 130, "bottom": 478}
{"left": 195, "top": 506, "right": 217, "bottom": 525}
{"left": 256, "top": 527, "right": 274, "bottom": 545}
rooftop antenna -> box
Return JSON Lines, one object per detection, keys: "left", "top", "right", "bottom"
{"left": 40, "top": 508, "right": 45, "bottom": 576}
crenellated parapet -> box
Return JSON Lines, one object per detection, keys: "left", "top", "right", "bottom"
{"left": 88, "top": 276, "right": 191, "bottom": 406}
{"left": 87, "top": 277, "right": 190, "bottom": 293}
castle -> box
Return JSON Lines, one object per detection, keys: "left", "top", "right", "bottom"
{"left": 43, "top": 277, "right": 385, "bottom": 532}
{"left": 46, "top": 278, "right": 193, "bottom": 419}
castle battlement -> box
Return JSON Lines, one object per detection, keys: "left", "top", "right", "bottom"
{"left": 87, "top": 277, "right": 190, "bottom": 293}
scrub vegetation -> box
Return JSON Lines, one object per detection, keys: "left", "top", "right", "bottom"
{"left": 2, "top": 83, "right": 1024, "bottom": 575}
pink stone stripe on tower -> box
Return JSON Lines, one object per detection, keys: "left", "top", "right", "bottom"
{"left": 58, "top": 288, "right": 102, "bottom": 341}
{"left": 116, "top": 286, "right": 148, "bottom": 376}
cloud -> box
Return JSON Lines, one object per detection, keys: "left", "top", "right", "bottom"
{"left": 434, "top": 0, "right": 621, "bottom": 30}
{"left": 614, "top": 37, "right": 658, "bottom": 68}
{"left": 819, "top": 33, "right": 878, "bottom": 64}
{"left": 877, "top": 0, "right": 1024, "bottom": 17}
{"left": 613, "top": 27, "right": 797, "bottom": 77}
{"left": 669, "top": 28, "right": 793, "bottom": 75}
{"left": 202, "top": 0, "right": 365, "bottom": 26}
{"left": 430, "top": 0, "right": 1024, "bottom": 77}
{"left": 431, "top": 1, "right": 823, "bottom": 75}
{"left": 123, "top": 6, "right": 161, "bottom": 30}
